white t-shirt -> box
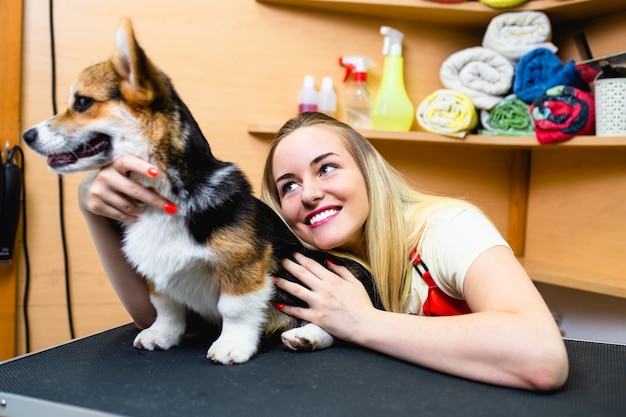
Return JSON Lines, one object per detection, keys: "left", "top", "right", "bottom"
{"left": 404, "top": 206, "right": 511, "bottom": 315}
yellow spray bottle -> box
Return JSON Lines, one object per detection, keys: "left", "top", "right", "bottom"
{"left": 372, "top": 26, "right": 414, "bottom": 131}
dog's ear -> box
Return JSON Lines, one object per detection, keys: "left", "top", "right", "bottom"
{"left": 112, "top": 17, "right": 169, "bottom": 108}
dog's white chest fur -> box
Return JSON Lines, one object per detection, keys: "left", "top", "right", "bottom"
{"left": 122, "top": 208, "right": 220, "bottom": 316}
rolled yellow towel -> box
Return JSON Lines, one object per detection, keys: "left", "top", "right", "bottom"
{"left": 416, "top": 89, "right": 478, "bottom": 139}
{"left": 479, "top": 0, "right": 528, "bottom": 8}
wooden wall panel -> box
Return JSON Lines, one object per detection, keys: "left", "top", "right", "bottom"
{"left": 525, "top": 149, "right": 626, "bottom": 289}
{"left": 556, "top": 11, "right": 626, "bottom": 62}
{"left": 371, "top": 141, "right": 512, "bottom": 233}
{"left": 0, "top": 0, "right": 23, "bottom": 360}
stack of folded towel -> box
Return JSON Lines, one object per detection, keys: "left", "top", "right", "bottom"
{"left": 416, "top": 89, "right": 478, "bottom": 138}
{"left": 422, "top": 10, "right": 594, "bottom": 143}
{"left": 530, "top": 85, "right": 595, "bottom": 144}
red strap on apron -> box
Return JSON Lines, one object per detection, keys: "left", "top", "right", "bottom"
{"left": 410, "top": 248, "right": 471, "bottom": 316}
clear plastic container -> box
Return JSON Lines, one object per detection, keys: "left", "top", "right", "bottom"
{"left": 344, "top": 71, "right": 373, "bottom": 129}
{"left": 595, "top": 77, "right": 626, "bottom": 136}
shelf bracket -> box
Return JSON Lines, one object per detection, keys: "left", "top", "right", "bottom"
{"left": 507, "top": 149, "right": 531, "bottom": 257}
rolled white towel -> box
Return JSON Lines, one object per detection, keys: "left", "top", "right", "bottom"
{"left": 439, "top": 46, "right": 514, "bottom": 110}
{"left": 482, "top": 11, "right": 558, "bottom": 61}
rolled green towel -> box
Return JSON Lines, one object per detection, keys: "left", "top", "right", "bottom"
{"left": 479, "top": 95, "right": 534, "bottom": 136}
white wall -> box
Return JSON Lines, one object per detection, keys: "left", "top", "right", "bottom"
{"left": 536, "top": 283, "right": 626, "bottom": 345}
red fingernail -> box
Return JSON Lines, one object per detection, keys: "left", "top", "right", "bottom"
{"left": 164, "top": 203, "right": 177, "bottom": 214}
{"left": 275, "top": 303, "right": 285, "bottom": 311}
{"left": 326, "top": 259, "right": 335, "bottom": 267}
{"left": 147, "top": 167, "right": 159, "bottom": 177}
{"left": 272, "top": 277, "right": 278, "bottom": 284}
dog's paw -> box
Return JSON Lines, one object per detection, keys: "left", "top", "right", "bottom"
{"left": 133, "top": 327, "right": 181, "bottom": 351}
{"left": 206, "top": 335, "right": 258, "bottom": 365}
{"left": 281, "top": 323, "right": 334, "bottom": 351}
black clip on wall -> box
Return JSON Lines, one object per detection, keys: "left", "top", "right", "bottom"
{"left": 0, "top": 143, "right": 24, "bottom": 264}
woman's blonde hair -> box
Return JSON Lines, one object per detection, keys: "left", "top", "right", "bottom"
{"left": 261, "top": 112, "right": 474, "bottom": 312}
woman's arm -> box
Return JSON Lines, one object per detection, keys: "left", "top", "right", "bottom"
{"left": 78, "top": 155, "right": 175, "bottom": 329}
{"left": 275, "top": 248, "right": 568, "bottom": 391}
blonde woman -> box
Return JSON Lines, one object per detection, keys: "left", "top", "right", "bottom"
{"left": 261, "top": 112, "right": 568, "bottom": 391}
{"left": 78, "top": 112, "right": 567, "bottom": 391}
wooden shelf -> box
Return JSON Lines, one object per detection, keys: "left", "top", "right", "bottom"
{"left": 248, "top": 122, "right": 626, "bottom": 149}
{"left": 254, "top": 1, "right": 626, "bottom": 300}
{"left": 256, "top": 0, "right": 626, "bottom": 26}
{"left": 520, "top": 257, "right": 626, "bottom": 298}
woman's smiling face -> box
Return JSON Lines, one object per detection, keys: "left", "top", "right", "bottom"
{"left": 272, "top": 126, "right": 369, "bottom": 254}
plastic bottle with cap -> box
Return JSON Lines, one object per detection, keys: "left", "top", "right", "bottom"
{"left": 372, "top": 26, "right": 414, "bottom": 131}
{"left": 318, "top": 76, "right": 337, "bottom": 118}
{"left": 298, "top": 75, "right": 318, "bottom": 113}
{"left": 339, "top": 56, "right": 376, "bottom": 129}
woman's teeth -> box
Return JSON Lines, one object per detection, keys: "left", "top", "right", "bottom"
{"left": 308, "top": 209, "right": 339, "bottom": 225}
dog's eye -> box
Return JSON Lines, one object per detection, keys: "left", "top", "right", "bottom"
{"left": 73, "top": 95, "right": 94, "bottom": 112}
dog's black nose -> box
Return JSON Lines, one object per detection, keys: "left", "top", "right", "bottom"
{"left": 23, "top": 128, "right": 38, "bottom": 144}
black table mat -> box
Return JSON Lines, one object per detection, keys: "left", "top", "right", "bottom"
{"left": 0, "top": 324, "right": 624, "bottom": 416}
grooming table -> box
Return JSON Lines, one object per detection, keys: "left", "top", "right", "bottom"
{"left": 0, "top": 324, "right": 624, "bottom": 417}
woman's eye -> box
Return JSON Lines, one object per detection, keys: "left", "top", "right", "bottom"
{"left": 320, "top": 163, "right": 337, "bottom": 176}
{"left": 280, "top": 181, "right": 300, "bottom": 195}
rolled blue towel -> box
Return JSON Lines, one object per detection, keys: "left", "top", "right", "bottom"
{"left": 513, "top": 48, "right": 589, "bottom": 103}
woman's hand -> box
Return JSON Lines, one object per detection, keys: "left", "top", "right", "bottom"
{"left": 274, "top": 252, "right": 377, "bottom": 342}
{"left": 76, "top": 155, "right": 173, "bottom": 329}
{"left": 78, "top": 155, "right": 175, "bottom": 222}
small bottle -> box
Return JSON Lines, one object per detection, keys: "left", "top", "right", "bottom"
{"left": 318, "top": 76, "right": 337, "bottom": 118}
{"left": 339, "top": 56, "right": 376, "bottom": 129}
{"left": 298, "top": 75, "right": 318, "bottom": 113}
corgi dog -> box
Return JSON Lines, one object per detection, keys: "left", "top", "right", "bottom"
{"left": 23, "top": 18, "right": 381, "bottom": 364}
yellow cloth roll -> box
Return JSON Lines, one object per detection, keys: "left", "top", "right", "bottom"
{"left": 416, "top": 89, "right": 478, "bottom": 139}
{"left": 479, "top": 0, "right": 528, "bottom": 8}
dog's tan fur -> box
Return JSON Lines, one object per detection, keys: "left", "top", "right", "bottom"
{"left": 207, "top": 224, "right": 274, "bottom": 295}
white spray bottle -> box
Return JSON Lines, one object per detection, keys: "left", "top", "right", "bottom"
{"left": 372, "top": 26, "right": 414, "bottom": 131}
{"left": 339, "top": 56, "right": 376, "bottom": 129}
{"left": 318, "top": 76, "right": 337, "bottom": 118}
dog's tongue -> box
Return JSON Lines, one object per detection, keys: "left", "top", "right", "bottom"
{"left": 46, "top": 135, "right": 111, "bottom": 168}
{"left": 48, "top": 152, "right": 78, "bottom": 168}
